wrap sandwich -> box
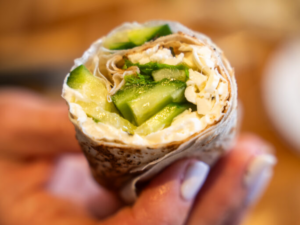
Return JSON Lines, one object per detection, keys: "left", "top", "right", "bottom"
{"left": 62, "top": 21, "right": 238, "bottom": 203}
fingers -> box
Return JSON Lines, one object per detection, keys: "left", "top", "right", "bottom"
{"left": 0, "top": 88, "right": 81, "bottom": 158}
{"left": 101, "top": 159, "right": 210, "bottom": 225}
{"left": 47, "top": 154, "right": 123, "bottom": 219}
{"left": 0, "top": 158, "right": 53, "bottom": 218}
{"left": 0, "top": 157, "right": 97, "bottom": 225}
{"left": 186, "top": 133, "right": 276, "bottom": 225}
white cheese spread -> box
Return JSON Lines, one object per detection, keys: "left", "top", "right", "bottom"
{"left": 128, "top": 45, "right": 184, "bottom": 65}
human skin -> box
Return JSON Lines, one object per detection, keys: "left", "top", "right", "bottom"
{"left": 0, "top": 89, "right": 275, "bottom": 225}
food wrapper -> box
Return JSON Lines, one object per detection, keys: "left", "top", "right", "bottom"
{"left": 62, "top": 21, "right": 238, "bottom": 203}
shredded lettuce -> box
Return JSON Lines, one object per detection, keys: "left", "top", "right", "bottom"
{"left": 123, "top": 59, "right": 189, "bottom": 78}
{"left": 124, "top": 73, "right": 154, "bottom": 86}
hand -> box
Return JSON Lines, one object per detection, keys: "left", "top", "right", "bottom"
{"left": 0, "top": 88, "right": 276, "bottom": 225}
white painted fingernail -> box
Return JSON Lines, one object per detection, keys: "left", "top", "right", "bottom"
{"left": 181, "top": 161, "right": 209, "bottom": 201}
{"left": 244, "top": 154, "right": 276, "bottom": 205}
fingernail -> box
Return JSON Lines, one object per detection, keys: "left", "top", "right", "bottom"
{"left": 181, "top": 161, "right": 209, "bottom": 201}
{"left": 244, "top": 154, "right": 276, "bottom": 205}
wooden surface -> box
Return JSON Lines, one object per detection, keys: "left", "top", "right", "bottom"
{"left": 1, "top": 0, "right": 300, "bottom": 224}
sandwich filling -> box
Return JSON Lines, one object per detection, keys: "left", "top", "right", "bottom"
{"left": 63, "top": 24, "right": 230, "bottom": 146}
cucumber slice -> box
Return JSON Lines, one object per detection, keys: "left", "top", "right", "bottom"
{"left": 107, "top": 42, "right": 137, "bottom": 51}
{"left": 124, "top": 60, "right": 190, "bottom": 77}
{"left": 67, "top": 65, "right": 93, "bottom": 90}
{"left": 128, "top": 24, "right": 172, "bottom": 45}
{"left": 128, "top": 80, "right": 186, "bottom": 125}
{"left": 67, "top": 65, "right": 116, "bottom": 112}
{"left": 75, "top": 100, "right": 136, "bottom": 134}
{"left": 103, "top": 24, "right": 172, "bottom": 50}
{"left": 135, "top": 103, "right": 192, "bottom": 136}
{"left": 172, "top": 88, "right": 187, "bottom": 103}
{"left": 152, "top": 68, "right": 187, "bottom": 82}
{"left": 111, "top": 84, "right": 154, "bottom": 124}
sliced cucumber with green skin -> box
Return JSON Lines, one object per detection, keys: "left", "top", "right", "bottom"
{"left": 68, "top": 65, "right": 191, "bottom": 135}
{"left": 135, "top": 103, "right": 192, "bottom": 136}
{"left": 111, "top": 84, "right": 155, "bottom": 124}
{"left": 128, "top": 24, "right": 172, "bottom": 45}
{"left": 75, "top": 100, "right": 136, "bottom": 134}
{"left": 171, "top": 87, "right": 188, "bottom": 103}
{"left": 67, "top": 65, "right": 93, "bottom": 90}
{"left": 107, "top": 42, "right": 137, "bottom": 51}
{"left": 124, "top": 60, "right": 189, "bottom": 77}
{"left": 103, "top": 24, "right": 172, "bottom": 50}
{"left": 128, "top": 80, "right": 186, "bottom": 126}
{"left": 67, "top": 65, "right": 116, "bottom": 112}
{"left": 152, "top": 68, "right": 187, "bottom": 82}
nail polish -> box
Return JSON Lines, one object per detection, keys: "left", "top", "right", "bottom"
{"left": 244, "top": 154, "right": 276, "bottom": 205}
{"left": 181, "top": 161, "right": 209, "bottom": 201}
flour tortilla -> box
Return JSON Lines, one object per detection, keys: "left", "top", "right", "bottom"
{"left": 63, "top": 20, "right": 238, "bottom": 203}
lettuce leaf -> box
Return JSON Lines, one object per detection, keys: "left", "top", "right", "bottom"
{"left": 123, "top": 59, "right": 189, "bottom": 78}
{"left": 124, "top": 73, "right": 154, "bottom": 86}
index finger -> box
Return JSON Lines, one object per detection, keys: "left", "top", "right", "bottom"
{"left": 0, "top": 88, "right": 81, "bottom": 158}
{"left": 187, "top": 134, "right": 276, "bottom": 225}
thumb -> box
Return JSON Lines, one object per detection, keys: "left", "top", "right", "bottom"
{"left": 101, "top": 159, "right": 210, "bottom": 225}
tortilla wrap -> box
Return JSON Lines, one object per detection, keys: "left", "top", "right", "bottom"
{"left": 62, "top": 20, "right": 238, "bottom": 203}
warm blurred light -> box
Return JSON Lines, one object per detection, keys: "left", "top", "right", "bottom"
{"left": 262, "top": 38, "right": 300, "bottom": 152}
{"left": 0, "top": 0, "right": 299, "bottom": 74}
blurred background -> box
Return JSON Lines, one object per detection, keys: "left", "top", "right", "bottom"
{"left": 1, "top": 0, "right": 300, "bottom": 224}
